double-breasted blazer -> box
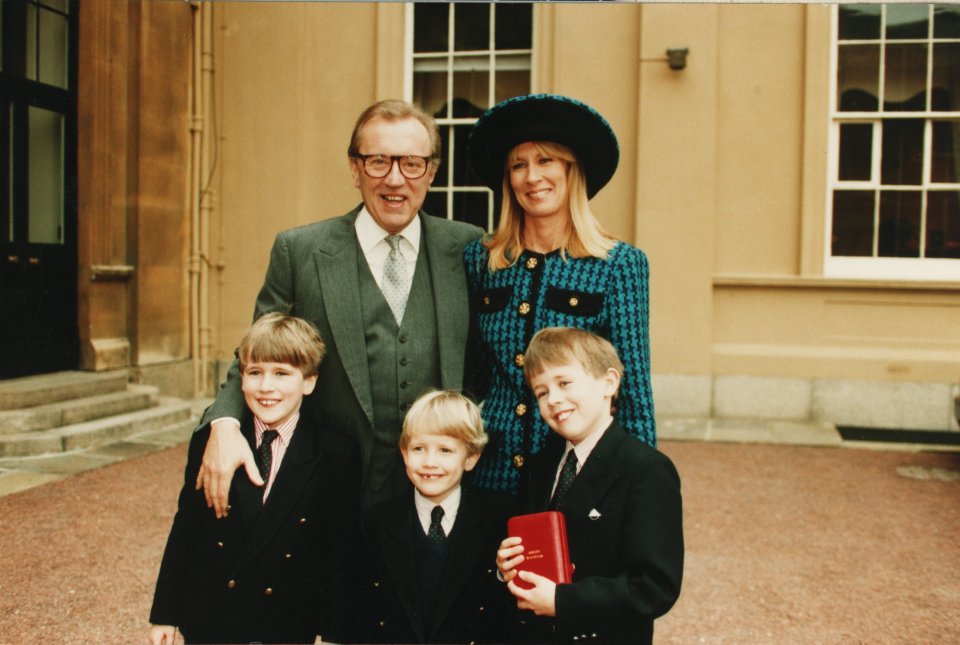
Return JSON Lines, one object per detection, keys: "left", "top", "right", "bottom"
{"left": 200, "top": 206, "right": 482, "bottom": 496}
{"left": 356, "top": 485, "right": 516, "bottom": 644}
{"left": 520, "top": 421, "right": 684, "bottom": 645}
{"left": 150, "top": 414, "right": 361, "bottom": 644}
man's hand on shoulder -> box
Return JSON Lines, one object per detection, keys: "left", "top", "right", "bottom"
{"left": 195, "top": 418, "right": 262, "bottom": 518}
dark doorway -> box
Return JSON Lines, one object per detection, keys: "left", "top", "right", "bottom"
{"left": 0, "top": 1, "right": 78, "bottom": 378}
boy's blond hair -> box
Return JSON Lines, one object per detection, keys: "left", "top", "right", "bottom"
{"left": 238, "top": 313, "right": 326, "bottom": 376}
{"left": 400, "top": 390, "right": 488, "bottom": 455}
{"left": 523, "top": 327, "right": 624, "bottom": 386}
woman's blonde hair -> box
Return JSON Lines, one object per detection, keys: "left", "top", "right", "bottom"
{"left": 399, "top": 390, "right": 488, "bottom": 455}
{"left": 483, "top": 141, "right": 616, "bottom": 272}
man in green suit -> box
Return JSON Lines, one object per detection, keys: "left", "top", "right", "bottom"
{"left": 196, "top": 100, "right": 482, "bottom": 513}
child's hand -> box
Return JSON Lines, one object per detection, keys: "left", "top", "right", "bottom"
{"left": 507, "top": 570, "right": 557, "bottom": 617}
{"left": 496, "top": 536, "right": 524, "bottom": 582}
{"left": 148, "top": 624, "right": 176, "bottom": 645}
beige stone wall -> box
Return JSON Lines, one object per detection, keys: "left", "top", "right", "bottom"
{"left": 203, "top": 2, "right": 960, "bottom": 402}
{"left": 77, "top": 0, "right": 192, "bottom": 372}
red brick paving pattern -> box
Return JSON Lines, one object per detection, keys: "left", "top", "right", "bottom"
{"left": 0, "top": 441, "right": 957, "bottom": 644}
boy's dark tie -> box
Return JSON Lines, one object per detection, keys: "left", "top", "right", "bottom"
{"left": 550, "top": 450, "right": 578, "bottom": 511}
{"left": 427, "top": 505, "right": 446, "bottom": 545}
{"left": 256, "top": 429, "right": 279, "bottom": 483}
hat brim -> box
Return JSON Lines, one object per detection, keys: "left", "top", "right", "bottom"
{"left": 467, "top": 94, "right": 619, "bottom": 199}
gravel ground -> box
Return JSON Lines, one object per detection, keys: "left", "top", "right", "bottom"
{"left": 0, "top": 440, "right": 957, "bottom": 644}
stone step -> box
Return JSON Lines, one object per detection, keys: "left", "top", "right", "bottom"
{"left": 0, "top": 371, "right": 129, "bottom": 411}
{"left": 0, "top": 385, "right": 160, "bottom": 435}
{"left": 0, "top": 398, "right": 193, "bottom": 458}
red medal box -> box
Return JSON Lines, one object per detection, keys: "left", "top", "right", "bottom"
{"left": 507, "top": 511, "right": 573, "bottom": 590}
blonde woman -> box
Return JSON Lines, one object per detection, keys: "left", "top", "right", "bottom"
{"left": 464, "top": 94, "right": 656, "bottom": 494}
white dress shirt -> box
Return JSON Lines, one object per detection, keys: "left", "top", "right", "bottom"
{"left": 414, "top": 485, "right": 461, "bottom": 538}
{"left": 550, "top": 422, "right": 610, "bottom": 500}
{"left": 354, "top": 206, "right": 420, "bottom": 289}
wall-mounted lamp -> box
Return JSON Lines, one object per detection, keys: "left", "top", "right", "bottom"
{"left": 666, "top": 48, "right": 689, "bottom": 71}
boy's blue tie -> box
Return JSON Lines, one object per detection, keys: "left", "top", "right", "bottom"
{"left": 550, "top": 450, "right": 578, "bottom": 511}
{"left": 427, "top": 505, "right": 446, "bottom": 545}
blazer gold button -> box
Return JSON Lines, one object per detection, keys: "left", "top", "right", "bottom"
{"left": 264, "top": 587, "right": 273, "bottom": 596}
{"left": 512, "top": 454, "right": 524, "bottom": 468}
{"left": 514, "top": 353, "right": 524, "bottom": 367}
{"left": 569, "top": 296, "right": 579, "bottom": 307}
{"left": 373, "top": 581, "right": 380, "bottom": 588}
{"left": 217, "top": 541, "right": 224, "bottom": 548}
{"left": 299, "top": 517, "right": 307, "bottom": 524}
{"left": 525, "top": 257, "right": 538, "bottom": 269}
{"left": 225, "top": 505, "right": 232, "bottom": 512}
{"left": 518, "top": 302, "right": 531, "bottom": 315}
{"left": 483, "top": 295, "right": 491, "bottom": 305}
{"left": 284, "top": 553, "right": 292, "bottom": 559}
{"left": 515, "top": 403, "right": 526, "bottom": 416}
{"left": 378, "top": 621, "right": 386, "bottom": 628}
{"left": 227, "top": 580, "right": 237, "bottom": 589}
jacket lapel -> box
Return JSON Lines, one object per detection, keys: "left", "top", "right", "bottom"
{"left": 232, "top": 420, "right": 266, "bottom": 530}
{"left": 238, "top": 417, "right": 323, "bottom": 570}
{"left": 563, "top": 423, "right": 625, "bottom": 525}
{"left": 378, "top": 497, "right": 426, "bottom": 643}
{"left": 314, "top": 206, "right": 374, "bottom": 426}
{"left": 421, "top": 213, "right": 470, "bottom": 390}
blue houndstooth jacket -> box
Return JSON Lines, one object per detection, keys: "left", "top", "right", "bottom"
{"left": 464, "top": 238, "right": 657, "bottom": 493}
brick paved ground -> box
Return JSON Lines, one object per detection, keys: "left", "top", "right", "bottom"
{"left": 0, "top": 439, "right": 957, "bottom": 644}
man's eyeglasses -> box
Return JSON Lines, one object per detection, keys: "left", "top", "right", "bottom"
{"left": 352, "top": 154, "right": 433, "bottom": 179}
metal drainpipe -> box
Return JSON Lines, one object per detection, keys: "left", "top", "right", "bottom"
{"left": 198, "top": 0, "right": 215, "bottom": 399}
{"left": 188, "top": 1, "right": 203, "bottom": 398}
{"left": 188, "top": 1, "right": 214, "bottom": 398}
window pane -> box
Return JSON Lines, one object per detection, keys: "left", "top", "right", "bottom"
{"left": 878, "top": 190, "right": 922, "bottom": 257}
{"left": 885, "top": 4, "right": 929, "bottom": 40}
{"left": 27, "top": 106, "right": 63, "bottom": 244}
{"left": 832, "top": 190, "right": 875, "bottom": 256}
{"left": 423, "top": 191, "right": 447, "bottom": 219}
{"left": 452, "top": 191, "right": 491, "bottom": 231}
{"left": 884, "top": 44, "right": 928, "bottom": 111}
{"left": 931, "top": 121, "right": 959, "bottom": 184}
{"left": 838, "top": 123, "right": 873, "bottom": 181}
{"left": 881, "top": 119, "right": 924, "bottom": 185}
{"left": 413, "top": 71, "right": 448, "bottom": 118}
{"left": 26, "top": 3, "right": 37, "bottom": 81}
{"left": 931, "top": 43, "right": 960, "bottom": 112}
{"left": 414, "top": 3, "right": 448, "bottom": 53}
{"left": 496, "top": 3, "right": 532, "bottom": 50}
{"left": 838, "top": 4, "right": 881, "bottom": 40}
{"left": 38, "top": 6, "right": 67, "bottom": 89}
{"left": 453, "top": 57, "right": 490, "bottom": 112}
{"left": 495, "top": 69, "right": 531, "bottom": 105}
{"left": 838, "top": 44, "right": 879, "bottom": 111}
{"left": 933, "top": 4, "right": 960, "bottom": 38}
{"left": 925, "top": 191, "right": 960, "bottom": 258}
{"left": 454, "top": 3, "right": 488, "bottom": 51}
{"left": 453, "top": 123, "right": 482, "bottom": 184}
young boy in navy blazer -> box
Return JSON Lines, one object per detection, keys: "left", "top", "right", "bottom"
{"left": 497, "top": 327, "right": 684, "bottom": 645}
{"left": 149, "top": 313, "right": 360, "bottom": 645}
{"left": 358, "top": 389, "right": 515, "bottom": 644}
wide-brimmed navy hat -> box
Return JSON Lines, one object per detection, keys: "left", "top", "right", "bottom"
{"left": 467, "top": 93, "right": 619, "bottom": 199}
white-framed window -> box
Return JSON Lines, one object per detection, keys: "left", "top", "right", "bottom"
{"left": 406, "top": 2, "right": 532, "bottom": 232}
{"left": 826, "top": 3, "right": 960, "bottom": 281}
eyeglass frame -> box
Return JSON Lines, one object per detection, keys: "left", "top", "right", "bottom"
{"left": 351, "top": 153, "right": 436, "bottom": 179}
